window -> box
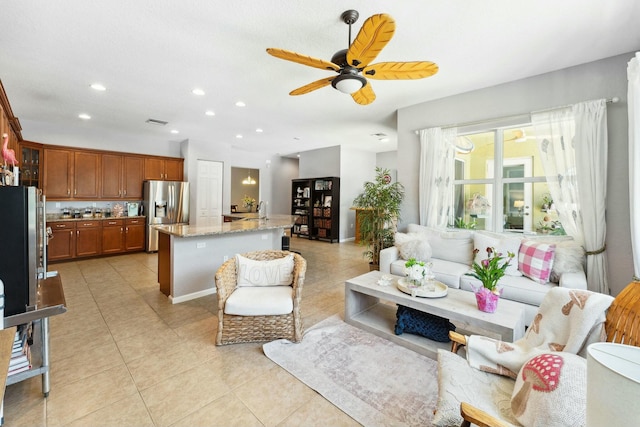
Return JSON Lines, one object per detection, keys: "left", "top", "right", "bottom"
{"left": 451, "top": 124, "right": 563, "bottom": 234}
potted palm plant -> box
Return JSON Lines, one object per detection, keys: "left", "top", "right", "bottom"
{"left": 352, "top": 167, "right": 405, "bottom": 270}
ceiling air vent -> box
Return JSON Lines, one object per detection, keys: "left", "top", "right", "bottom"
{"left": 145, "top": 118, "right": 168, "bottom": 126}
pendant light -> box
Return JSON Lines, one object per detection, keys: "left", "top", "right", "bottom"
{"left": 242, "top": 169, "right": 256, "bottom": 185}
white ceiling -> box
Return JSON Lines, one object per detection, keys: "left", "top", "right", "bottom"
{"left": 1, "top": 1, "right": 639, "bottom": 156}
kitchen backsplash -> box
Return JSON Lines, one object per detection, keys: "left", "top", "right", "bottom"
{"left": 45, "top": 200, "right": 144, "bottom": 218}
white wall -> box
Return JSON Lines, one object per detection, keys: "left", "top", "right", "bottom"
{"left": 396, "top": 52, "right": 634, "bottom": 297}
{"left": 340, "top": 148, "right": 376, "bottom": 241}
{"left": 298, "top": 146, "right": 341, "bottom": 178}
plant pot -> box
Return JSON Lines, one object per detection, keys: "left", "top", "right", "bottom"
{"left": 369, "top": 263, "right": 379, "bottom": 272}
{"left": 474, "top": 288, "right": 500, "bottom": 313}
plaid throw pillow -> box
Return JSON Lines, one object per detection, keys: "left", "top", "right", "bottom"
{"left": 518, "top": 240, "right": 556, "bottom": 284}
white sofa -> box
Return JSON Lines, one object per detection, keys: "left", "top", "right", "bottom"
{"left": 379, "top": 224, "right": 588, "bottom": 325}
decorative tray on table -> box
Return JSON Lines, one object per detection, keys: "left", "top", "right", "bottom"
{"left": 397, "top": 278, "right": 448, "bottom": 298}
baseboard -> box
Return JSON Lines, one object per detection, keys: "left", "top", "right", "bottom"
{"left": 169, "top": 287, "right": 217, "bottom": 304}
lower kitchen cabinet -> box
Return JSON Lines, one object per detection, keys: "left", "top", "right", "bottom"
{"left": 48, "top": 222, "right": 75, "bottom": 261}
{"left": 75, "top": 221, "right": 102, "bottom": 257}
{"left": 102, "top": 219, "right": 125, "bottom": 254}
{"left": 49, "top": 217, "right": 146, "bottom": 262}
{"left": 124, "top": 218, "right": 145, "bottom": 251}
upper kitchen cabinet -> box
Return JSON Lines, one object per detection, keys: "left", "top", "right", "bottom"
{"left": 144, "top": 157, "right": 184, "bottom": 181}
{"left": 0, "top": 80, "right": 23, "bottom": 169}
{"left": 43, "top": 148, "right": 100, "bottom": 199}
{"left": 43, "top": 148, "right": 73, "bottom": 198}
{"left": 19, "top": 141, "right": 42, "bottom": 188}
{"left": 74, "top": 151, "right": 100, "bottom": 198}
{"left": 101, "top": 154, "right": 144, "bottom": 199}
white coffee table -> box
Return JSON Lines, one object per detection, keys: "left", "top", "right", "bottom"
{"left": 345, "top": 271, "right": 526, "bottom": 359}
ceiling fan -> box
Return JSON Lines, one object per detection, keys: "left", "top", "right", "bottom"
{"left": 266, "top": 10, "right": 438, "bottom": 105}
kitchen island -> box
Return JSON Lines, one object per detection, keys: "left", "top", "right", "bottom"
{"left": 155, "top": 214, "right": 296, "bottom": 303}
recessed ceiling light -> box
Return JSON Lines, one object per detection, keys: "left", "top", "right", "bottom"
{"left": 255, "top": 128, "right": 263, "bottom": 133}
{"left": 90, "top": 83, "right": 106, "bottom": 91}
{"left": 170, "top": 129, "right": 179, "bottom": 134}
{"left": 78, "top": 113, "right": 91, "bottom": 120}
{"left": 192, "top": 88, "right": 205, "bottom": 96}
{"left": 205, "top": 110, "right": 215, "bottom": 116}
{"left": 236, "top": 134, "right": 243, "bottom": 139}
{"left": 379, "top": 137, "right": 389, "bottom": 143}
{"left": 235, "top": 101, "right": 246, "bottom": 107}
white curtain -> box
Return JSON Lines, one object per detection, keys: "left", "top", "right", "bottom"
{"left": 532, "top": 99, "right": 609, "bottom": 294}
{"left": 628, "top": 52, "right": 640, "bottom": 280}
{"left": 418, "top": 127, "right": 457, "bottom": 227}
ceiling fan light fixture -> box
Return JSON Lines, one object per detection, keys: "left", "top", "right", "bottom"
{"left": 332, "top": 74, "right": 366, "bottom": 94}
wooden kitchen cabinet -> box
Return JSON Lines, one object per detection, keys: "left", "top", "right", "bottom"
{"left": 124, "top": 217, "right": 145, "bottom": 251}
{"left": 73, "top": 151, "right": 100, "bottom": 198}
{"left": 101, "top": 219, "right": 125, "bottom": 254}
{"left": 75, "top": 220, "right": 102, "bottom": 257}
{"left": 48, "top": 222, "right": 75, "bottom": 261}
{"left": 19, "top": 141, "right": 42, "bottom": 188}
{"left": 101, "top": 154, "right": 144, "bottom": 199}
{"left": 43, "top": 148, "right": 73, "bottom": 198}
{"left": 144, "top": 157, "right": 184, "bottom": 181}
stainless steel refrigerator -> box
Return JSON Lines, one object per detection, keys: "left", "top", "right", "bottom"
{"left": 0, "top": 186, "right": 47, "bottom": 316}
{"left": 143, "top": 180, "right": 189, "bottom": 252}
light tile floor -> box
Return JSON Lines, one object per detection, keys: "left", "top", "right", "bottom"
{"left": 3, "top": 237, "right": 370, "bottom": 426}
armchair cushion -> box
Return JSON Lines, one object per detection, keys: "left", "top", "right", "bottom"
{"left": 224, "top": 286, "right": 294, "bottom": 316}
{"left": 433, "top": 349, "right": 519, "bottom": 427}
{"left": 236, "top": 253, "right": 294, "bottom": 287}
{"left": 511, "top": 352, "right": 587, "bottom": 427}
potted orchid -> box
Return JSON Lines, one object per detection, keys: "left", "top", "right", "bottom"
{"left": 466, "top": 247, "right": 514, "bottom": 312}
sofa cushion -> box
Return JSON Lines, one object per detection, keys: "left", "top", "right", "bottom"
{"left": 473, "top": 231, "right": 522, "bottom": 277}
{"left": 460, "top": 274, "right": 556, "bottom": 307}
{"left": 394, "top": 232, "right": 433, "bottom": 261}
{"left": 518, "top": 241, "right": 556, "bottom": 284}
{"left": 405, "top": 225, "right": 474, "bottom": 265}
{"left": 224, "top": 286, "right": 293, "bottom": 316}
{"left": 236, "top": 253, "right": 294, "bottom": 287}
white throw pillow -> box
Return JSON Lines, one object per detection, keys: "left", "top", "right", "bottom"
{"left": 236, "top": 253, "right": 294, "bottom": 287}
{"left": 394, "top": 232, "right": 432, "bottom": 261}
{"left": 549, "top": 240, "right": 585, "bottom": 283}
{"left": 473, "top": 231, "right": 522, "bottom": 277}
{"left": 511, "top": 352, "right": 587, "bottom": 427}
{"left": 405, "top": 225, "right": 474, "bottom": 265}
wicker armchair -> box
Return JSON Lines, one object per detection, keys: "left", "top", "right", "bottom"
{"left": 215, "top": 250, "right": 306, "bottom": 345}
{"left": 441, "top": 281, "right": 640, "bottom": 427}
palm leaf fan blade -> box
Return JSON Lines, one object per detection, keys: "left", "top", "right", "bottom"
{"left": 363, "top": 61, "right": 439, "bottom": 80}
{"left": 290, "top": 77, "right": 334, "bottom": 95}
{"left": 266, "top": 48, "right": 340, "bottom": 71}
{"left": 351, "top": 83, "right": 376, "bottom": 105}
{"left": 347, "top": 14, "right": 395, "bottom": 68}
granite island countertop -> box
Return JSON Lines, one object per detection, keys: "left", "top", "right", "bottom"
{"left": 154, "top": 214, "right": 296, "bottom": 238}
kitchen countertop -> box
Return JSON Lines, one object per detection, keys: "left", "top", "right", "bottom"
{"left": 46, "top": 215, "right": 146, "bottom": 222}
{"left": 154, "top": 214, "right": 296, "bottom": 237}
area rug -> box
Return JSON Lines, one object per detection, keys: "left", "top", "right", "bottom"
{"left": 263, "top": 315, "right": 438, "bottom": 427}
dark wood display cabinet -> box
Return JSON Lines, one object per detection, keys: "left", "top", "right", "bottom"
{"left": 291, "top": 177, "right": 340, "bottom": 242}
{"left": 311, "top": 177, "right": 340, "bottom": 242}
{"left": 291, "top": 179, "right": 312, "bottom": 238}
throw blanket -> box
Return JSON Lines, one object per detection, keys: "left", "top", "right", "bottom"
{"left": 466, "top": 287, "right": 614, "bottom": 378}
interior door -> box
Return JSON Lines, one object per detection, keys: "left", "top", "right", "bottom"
{"left": 196, "top": 160, "right": 223, "bottom": 223}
